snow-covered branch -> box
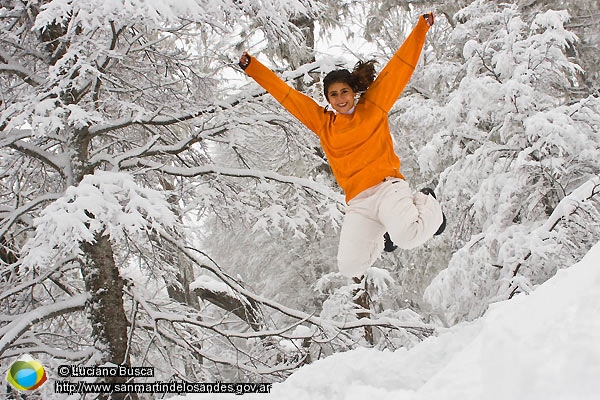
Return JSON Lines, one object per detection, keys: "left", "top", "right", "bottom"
{"left": 0, "top": 256, "right": 76, "bottom": 302}
{"left": 0, "top": 193, "right": 62, "bottom": 238}
{"left": 8, "top": 140, "right": 68, "bottom": 178}
{"left": 20, "top": 171, "right": 178, "bottom": 268}
{"left": 135, "top": 316, "right": 309, "bottom": 378}
{"left": 0, "top": 128, "right": 33, "bottom": 147}
{"left": 540, "top": 175, "right": 600, "bottom": 233}
{"left": 160, "top": 231, "right": 433, "bottom": 338}
{"left": 0, "top": 294, "right": 89, "bottom": 357}
{"left": 0, "top": 51, "right": 44, "bottom": 86}
{"left": 191, "top": 276, "right": 263, "bottom": 331}
{"left": 88, "top": 108, "right": 219, "bottom": 137}
{"left": 506, "top": 175, "right": 600, "bottom": 298}
{"left": 89, "top": 125, "right": 227, "bottom": 168}
{"left": 124, "top": 160, "right": 345, "bottom": 204}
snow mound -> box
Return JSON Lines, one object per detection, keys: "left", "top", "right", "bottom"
{"left": 185, "top": 241, "right": 600, "bottom": 399}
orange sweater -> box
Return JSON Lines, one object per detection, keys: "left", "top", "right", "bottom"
{"left": 244, "top": 17, "right": 430, "bottom": 202}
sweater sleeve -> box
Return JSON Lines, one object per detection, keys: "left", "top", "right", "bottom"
{"left": 362, "top": 16, "right": 430, "bottom": 113}
{"left": 244, "top": 55, "right": 326, "bottom": 135}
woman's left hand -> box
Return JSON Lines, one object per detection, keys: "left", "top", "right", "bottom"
{"left": 423, "top": 12, "right": 434, "bottom": 27}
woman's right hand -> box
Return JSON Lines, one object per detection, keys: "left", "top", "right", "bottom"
{"left": 239, "top": 52, "right": 250, "bottom": 70}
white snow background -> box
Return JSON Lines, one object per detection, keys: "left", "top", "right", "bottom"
{"left": 179, "top": 241, "right": 600, "bottom": 400}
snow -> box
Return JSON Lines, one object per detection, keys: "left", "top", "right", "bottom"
{"left": 4, "top": 0, "right": 600, "bottom": 396}
{"left": 21, "top": 170, "right": 177, "bottom": 268}
{"left": 179, "top": 241, "right": 600, "bottom": 400}
{"left": 0, "top": 294, "right": 89, "bottom": 355}
{"left": 190, "top": 275, "right": 241, "bottom": 300}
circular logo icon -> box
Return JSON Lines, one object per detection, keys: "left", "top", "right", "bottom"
{"left": 6, "top": 354, "right": 48, "bottom": 392}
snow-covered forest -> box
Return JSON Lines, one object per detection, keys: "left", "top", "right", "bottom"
{"left": 1, "top": 0, "right": 599, "bottom": 398}
{"left": 184, "top": 241, "right": 600, "bottom": 399}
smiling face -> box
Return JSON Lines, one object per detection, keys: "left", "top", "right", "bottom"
{"left": 326, "top": 82, "right": 356, "bottom": 114}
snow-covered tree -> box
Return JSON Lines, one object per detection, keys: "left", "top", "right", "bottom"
{"left": 411, "top": 1, "right": 600, "bottom": 324}
{"left": 1, "top": 0, "right": 436, "bottom": 394}
{"left": 3, "top": 0, "right": 598, "bottom": 394}
{"left": 0, "top": 0, "right": 323, "bottom": 384}
{"left": 519, "top": 0, "right": 600, "bottom": 94}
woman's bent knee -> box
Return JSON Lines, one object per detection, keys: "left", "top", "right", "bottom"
{"left": 337, "top": 256, "right": 370, "bottom": 278}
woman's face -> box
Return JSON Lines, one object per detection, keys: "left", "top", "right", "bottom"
{"left": 326, "top": 82, "right": 356, "bottom": 114}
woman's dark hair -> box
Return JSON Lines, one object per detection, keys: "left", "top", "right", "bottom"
{"left": 323, "top": 60, "right": 377, "bottom": 100}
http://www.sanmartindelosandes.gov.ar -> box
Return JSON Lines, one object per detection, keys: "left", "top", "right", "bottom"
{"left": 6, "top": 354, "right": 48, "bottom": 393}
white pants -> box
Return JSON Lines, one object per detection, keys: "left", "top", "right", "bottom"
{"left": 337, "top": 178, "right": 443, "bottom": 278}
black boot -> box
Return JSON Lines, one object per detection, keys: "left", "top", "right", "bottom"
{"left": 420, "top": 188, "right": 446, "bottom": 236}
{"left": 383, "top": 232, "right": 398, "bottom": 252}
{"left": 420, "top": 187, "right": 437, "bottom": 199}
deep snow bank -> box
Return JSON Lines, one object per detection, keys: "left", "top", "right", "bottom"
{"left": 186, "top": 241, "right": 600, "bottom": 399}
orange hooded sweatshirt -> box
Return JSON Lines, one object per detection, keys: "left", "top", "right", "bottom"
{"left": 244, "top": 17, "right": 430, "bottom": 203}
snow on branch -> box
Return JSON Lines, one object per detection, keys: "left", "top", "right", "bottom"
{"left": 190, "top": 275, "right": 263, "bottom": 331}
{"left": 0, "top": 128, "right": 32, "bottom": 147}
{"left": 21, "top": 170, "right": 177, "bottom": 268}
{"left": 505, "top": 175, "right": 600, "bottom": 298}
{"left": 34, "top": 0, "right": 207, "bottom": 30}
{"left": 0, "top": 51, "right": 44, "bottom": 86}
{"left": 0, "top": 256, "right": 76, "bottom": 302}
{"left": 89, "top": 125, "right": 227, "bottom": 168}
{"left": 0, "top": 293, "right": 88, "bottom": 357}
{"left": 125, "top": 159, "right": 345, "bottom": 205}
{"left": 88, "top": 109, "right": 216, "bottom": 137}
{"left": 160, "top": 231, "right": 434, "bottom": 339}
{"left": 540, "top": 175, "right": 600, "bottom": 233}
{"left": 134, "top": 314, "right": 310, "bottom": 378}
{"left": 0, "top": 193, "right": 62, "bottom": 238}
{"left": 8, "top": 140, "right": 68, "bottom": 176}
{"left": 2, "top": 129, "right": 68, "bottom": 177}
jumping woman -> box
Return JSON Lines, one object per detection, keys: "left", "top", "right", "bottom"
{"left": 239, "top": 13, "right": 445, "bottom": 279}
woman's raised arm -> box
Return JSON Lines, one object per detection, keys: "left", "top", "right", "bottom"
{"left": 363, "top": 13, "right": 433, "bottom": 113}
{"left": 240, "top": 53, "right": 327, "bottom": 135}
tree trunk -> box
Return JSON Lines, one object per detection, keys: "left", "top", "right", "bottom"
{"left": 81, "top": 233, "right": 134, "bottom": 400}
{"left": 159, "top": 177, "right": 201, "bottom": 310}
{"left": 352, "top": 276, "right": 374, "bottom": 345}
